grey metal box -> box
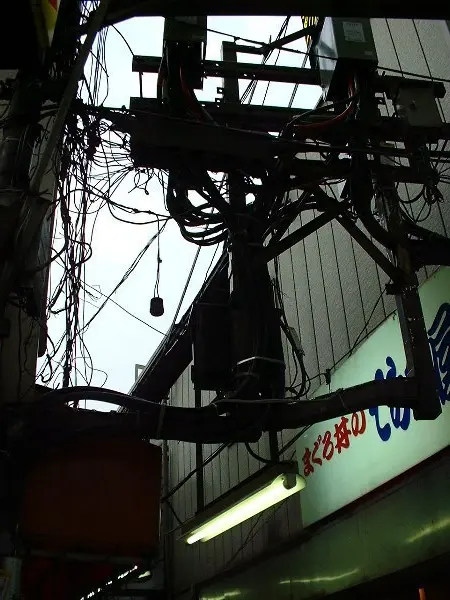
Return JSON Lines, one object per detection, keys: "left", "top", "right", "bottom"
{"left": 314, "top": 17, "right": 378, "bottom": 100}
{"left": 396, "top": 86, "right": 442, "bottom": 127}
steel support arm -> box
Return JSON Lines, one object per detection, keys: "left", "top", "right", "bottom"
{"left": 264, "top": 211, "right": 336, "bottom": 263}
{"left": 89, "top": 105, "right": 450, "bottom": 164}
{"left": 132, "top": 55, "right": 319, "bottom": 86}
{"left": 262, "top": 26, "right": 318, "bottom": 52}
{"left": 131, "top": 56, "right": 446, "bottom": 99}
{"left": 129, "top": 97, "right": 450, "bottom": 141}
{"left": 315, "top": 190, "right": 402, "bottom": 281}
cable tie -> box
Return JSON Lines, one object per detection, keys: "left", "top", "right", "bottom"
{"left": 337, "top": 389, "right": 348, "bottom": 413}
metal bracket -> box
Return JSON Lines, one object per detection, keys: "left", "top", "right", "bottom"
{"left": 264, "top": 210, "right": 336, "bottom": 263}
{"left": 314, "top": 190, "right": 402, "bottom": 281}
{"left": 375, "top": 153, "right": 441, "bottom": 420}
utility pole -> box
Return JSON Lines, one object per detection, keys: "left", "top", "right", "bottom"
{"left": 222, "top": 42, "right": 282, "bottom": 459}
{"left": 0, "top": 0, "right": 112, "bottom": 406}
{"left": 0, "top": 71, "right": 42, "bottom": 317}
{"left": 0, "top": 71, "right": 45, "bottom": 405}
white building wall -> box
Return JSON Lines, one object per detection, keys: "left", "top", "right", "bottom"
{"left": 165, "top": 19, "right": 450, "bottom": 596}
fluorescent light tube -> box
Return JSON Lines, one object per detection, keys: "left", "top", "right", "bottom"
{"left": 185, "top": 473, "right": 305, "bottom": 544}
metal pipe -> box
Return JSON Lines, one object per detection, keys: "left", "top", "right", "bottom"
{"left": 161, "top": 436, "right": 174, "bottom": 600}
{"left": 269, "top": 431, "right": 279, "bottom": 461}
{"left": 18, "top": 377, "right": 423, "bottom": 444}
{"left": 194, "top": 387, "right": 205, "bottom": 513}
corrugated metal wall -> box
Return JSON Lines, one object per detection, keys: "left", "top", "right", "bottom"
{"left": 199, "top": 453, "right": 450, "bottom": 600}
{"left": 165, "top": 19, "right": 450, "bottom": 597}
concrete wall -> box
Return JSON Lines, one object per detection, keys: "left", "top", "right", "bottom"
{"left": 0, "top": 80, "right": 57, "bottom": 402}
{"left": 165, "top": 19, "right": 450, "bottom": 597}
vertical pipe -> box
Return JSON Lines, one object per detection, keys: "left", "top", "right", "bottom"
{"left": 221, "top": 42, "right": 251, "bottom": 398}
{"left": 269, "top": 431, "right": 279, "bottom": 461}
{"left": 222, "top": 41, "right": 285, "bottom": 401}
{"left": 195, "top": 388, "right": 204, "bottom": 512}
{"left": 162, "top": 437, "right": 174, "bottom": 600}
{"left": 222, "top": 41, "right": 282, "bottom": 465}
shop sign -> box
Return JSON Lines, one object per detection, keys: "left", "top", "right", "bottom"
{"left": 297, "top": 267, "right": 450, "bottom": 527}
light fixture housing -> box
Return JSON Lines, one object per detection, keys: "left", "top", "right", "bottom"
{"left": 181, "top": 462, "right": 305, "bottom": 544}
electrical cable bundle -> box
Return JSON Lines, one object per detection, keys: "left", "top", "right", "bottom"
{"left": 41, "top": 15, "right": 450, "bottom": 396}
{"left": 39, "top": 19, "right": 174, "bottom": 389}
{"left": 165, "top": 172, "right": 229, "bottom": 246}
{"left": 273, "top": 257, "right": 310, "bottom": 399}
{"left": 344, "top": 75, "right": 450, "bottom": 266}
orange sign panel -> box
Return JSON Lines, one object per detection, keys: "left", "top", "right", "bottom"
{"left": 20, "top": 436, "right": 162, "bottom": 558}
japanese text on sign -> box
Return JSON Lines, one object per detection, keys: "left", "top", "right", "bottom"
{"left": 301, "top": 302, "right": 450, "bottom": 477}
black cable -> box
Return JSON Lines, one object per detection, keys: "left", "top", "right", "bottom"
{"left": 79, "top": 224, "right": 167, "bottom": 335}
{"left": 162, "top": 443, "right": 229, "bottom": 502}
{"left": 166, "top": 500, "right": 183, "bottom": 526}
{"left": 153, "top": 218, "right": 162, "bottom": 298}
{"left": 111, "top": 24, "right": 135, "bottom": 55}
{"left": 317, "top": 286, "right": 387, "bottom": 382}
{"left": 412, "top": 19, "right": 449, "bottom": 239}
{"left": 278, "top": 425, "right": 311, "bottom": 456}
{"left": 161, "top": 403, "right": 271, "bottom": 502}
{"left": 81, "top": 279, "right": 166, "bottom": 336}
{"left": 223, "top": 510, "right": 266, "bottom": 571}
{"left": 385, "top": 19, "right": 403, "bottom": 80}
{"left": 221, "top": 433, "right": 310, "bottom": 572}
{"left": 244, "top": 441, "right": 272, "bottom": 464}
{"left": 241, "top": 17, "right": 289, "bottom": 105}
{"left": 163, "top": 18, "right": 330, "bottom": 63}
{"left": 174, "top": 251, "right": 203, "bottom": 325}
{"left": 377, "top": 65, "right": 450, "bottom": 85}
{"left": 203, "top": 243, "right": 223, "bottom": 281}
{"left": 275, "top": 255, "right": 298, "bottom": 390}
{"left": 273, "top": 258, "right": 309, "bottom": 398}
{"left": 165, "top": 173, "right": 229, "bottom": 247}
{"left": 165, "top": 17, "right": 450, "bottom": 86}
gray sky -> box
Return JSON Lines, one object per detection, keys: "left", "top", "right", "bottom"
{"left": 40, "top": 16, "right": 321, "bottom": 401}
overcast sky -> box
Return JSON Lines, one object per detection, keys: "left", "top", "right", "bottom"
{"left": 40, "top": 16, "right": 322, "bottom": 401}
